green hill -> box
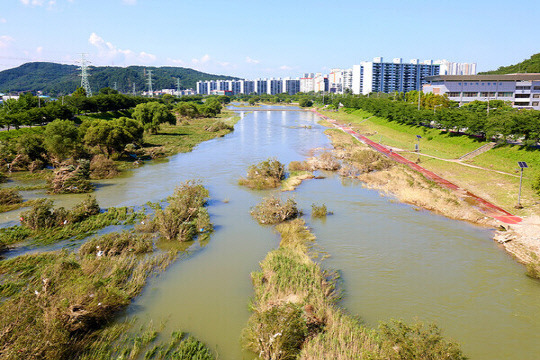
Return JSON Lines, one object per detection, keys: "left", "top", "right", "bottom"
{"left": 0, "top": 62, "right": 240, "bottom": 95}
{"left": 479, "top": 53, "right": 540, "bottom": 74}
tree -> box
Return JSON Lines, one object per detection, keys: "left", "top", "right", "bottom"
{"left": 83, "top": 117, "right": 143, "bottom": 157}
{"left": 299, "top": 98, "right": 313, "bottom": 107}
{"left": 43, "top": 119, "right": 80, "bottom": 161}
{"left": 132, "top": 102, "right": 176, "bottom": 134}
{"left": 99, "top": 87, "right": 119, "bottom": 95}
{"left": 176, "top": 102, "right": 199, "bottom": 119}
{"left": 72, "top": 87, "right": 87, "bottom": 97}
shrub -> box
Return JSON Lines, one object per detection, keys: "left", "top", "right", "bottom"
{"left": 242, "top": 304, "right": 308, "bottom": 360}
{"left": 90, "top": 154, "right": 119, "bottom": 179}
{"left": 348, "top": 149, "right": 394, "bottom": 173}
{"left": 0, "top": 188, "right": 23, "bottom": 205}
{"left": 378, "top": 320, "right": 466, "bottom": 360}
{"left": 299, "top": 98, "right": 313, "bottom": 108}
{"left": 205, "top": 120, "right": 233, "bottom": 132}
{"left": 311, "top": 203, "right": 328, "bottom": 218}
{"left": 68, "top": 195, "right": 100, "bottom": 223}
{"left": 49, "top": 159, "right": 93, "bottom": 194}
{"left": 0, "top": 172, "right": 6, "bottom": 183}
{"left": 239, "top": 158, "right": 285, "bottom": 190}
{"left": 20, "top": 199, "right": 62, "bottom": 230}
{"left": 288, "top": 161, "right": 312, "bottom": 172}
{"left": 310, "top": 152, "right": 341, "bottom": 171}
{"left": 155, "top": 180, "right": 210, "bottom": 242}
{"left": 251, "top": 196, "right": 300, "bottom": 225}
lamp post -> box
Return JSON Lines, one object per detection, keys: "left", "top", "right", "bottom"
{"left": 433, "top": 104, "right": 442, "bottom": 114}
{"left": 415, "top": 135, "right": 422, "bottom": 152}
{"left": 517, "top": 162, "right": 528, "bottom": 208}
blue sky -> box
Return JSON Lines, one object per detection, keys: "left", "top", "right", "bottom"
{"left": 0, "top": 0, "right": 538, "bottom": 79}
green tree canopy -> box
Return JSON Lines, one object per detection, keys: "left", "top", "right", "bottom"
{"left": 132, "top": 102, "right": 176, "bottom": 134}
{"left": 43, "top": 119, "right": 80, "bottom": 161}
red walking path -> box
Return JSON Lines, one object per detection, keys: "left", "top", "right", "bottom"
{"left": 311, "top": 109, "right": 522, "bottom": 225}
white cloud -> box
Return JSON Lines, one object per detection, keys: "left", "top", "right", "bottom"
{"left": 122, "top": 0, "right": 137, "bottom": 4}
{"left": 19, "top": 0, "right": 47, "bottom": 6}
{"left": 246, "top": 56, "right": 260, "bottom": 64}
{"left": 279, "top": 65, "right": 292, "bottom": 70}
{"left": 88, "top": 32, "right": 157, "bottom": 65}
{"left": 0, "top": 35, "right": 15, "bottom": 49}
{"left": 36, "top": 46, "right": 43, "bottom": 54}
{"left": 0, "top": 18, "right": 6, "bottom": 24}
{"left": 191, "top": 54, "right": 210, "bottom": 65}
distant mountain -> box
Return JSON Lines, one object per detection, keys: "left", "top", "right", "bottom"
{"left": 0, "top": 62, "right": 240, "bottom": 95}
{"left": 479, "top": 53, "right": 540, "bottom": 75}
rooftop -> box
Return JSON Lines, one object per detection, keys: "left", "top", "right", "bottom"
{"left": 427, "top": 74, "right": 540, "bottom": 82}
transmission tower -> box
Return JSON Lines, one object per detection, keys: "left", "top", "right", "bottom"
{"left": 176, "top": 78, "right": 181, "bottom": 97}
{"left": 77, "top": 53, "right": 92, "bottom": 97}
{"left": 132, "top": 83, "right": 136, "bottom": 96}
{"left": 146, "top": 69, "right": 153, "bottom": 97}
{"left": 113, "top": 82, "right": 117, "bottom": 91}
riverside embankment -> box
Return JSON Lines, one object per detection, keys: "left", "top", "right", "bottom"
{"left": 1, "top": 106, "right": 540, "bottom": 359}
{"left": 312, "top": 108, "right": 540, "bottom": 277}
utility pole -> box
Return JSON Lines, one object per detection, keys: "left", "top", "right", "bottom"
{"left": 78, "top": 53, "right": 92, "bottom": 97}
{"left": 146, "top": 69, "right": 153, "bottom": 97}
{"left": 417, "top": 90, "right": 421, "bottom": 110}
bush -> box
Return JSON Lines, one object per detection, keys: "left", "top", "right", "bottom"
{"left": 20, "top": 199, "right": 62, "bottom": 230}
{"left": 0, "top": 172, "right": 6, "bottom": 183}
{"left": 68, "top": 195, "right": 100, "bottom": 223}
{"left": 155, "top": 180, "right": 210, "bottom": 242}
{"left": 239, "top": 158, "right": 285, "bottom": 190}
{"left": 311, "top": 203, "right": 329, "bottom": 218}
{"left": 288, "top": 160, "right": 312, "bottom": 172}
{"left": 378, "top": 320, "right": 466, "bottom": 360}
{"left": 251, "top": 196, "right": 300, "bottom": 225}
{"left": 348, "top": 149, "right": 394, "bottom": 173}
{"left": 242, "top": 304, "right": 308, "bottom": 360}
{"left": 0, "top": 188, "right": 23, "bottom": 205}
{"left": 299, "top": 98, "right": 313, "bottom": 108}
{"left": 90, "top": 154, "right": 119, "bottom": 179}
{"left": 310, "top": 152, "right": 341, "bottom": 171}
{"left": 205, "top": 120, "right": 233, "bottom": 132}
{"left": 49, "top": 159, "right": 93, "bottom": 194}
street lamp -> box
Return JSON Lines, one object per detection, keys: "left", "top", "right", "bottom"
{"left": 415, "top": 135, "right": 422, "bottom": 152}
{"left": 517, "top": 162, "right": 528, "bottom": 208}
{"left": 433, "top": 104, "right": 442, "bottom": 114}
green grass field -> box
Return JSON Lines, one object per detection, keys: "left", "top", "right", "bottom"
{"left": 326, "top": 108, "right": 540, "bottom": 216}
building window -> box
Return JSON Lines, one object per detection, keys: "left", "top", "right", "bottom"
{"left": 448, "top": 92, "right": 460, "bottom": 97}
{"left": 534, "top": 86, "right": 540, "bottom": 90}
{"left": 458, "top": 82, "right": 461, "bottom": 86}
{"left": 533, "top": 102, "right": 539, "bottom": 106}
{"left": 533, "top": 94, "right": 540, "bottom": 98}
{"left": 463, "top": 92, "right": 477, "bottom": 97}
{"left": 498, "top": 92, "right": 513, "bottom": 97}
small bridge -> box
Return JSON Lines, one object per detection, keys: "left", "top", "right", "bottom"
{"left": 230, "top": 108, "right": 306, "bottom": 112}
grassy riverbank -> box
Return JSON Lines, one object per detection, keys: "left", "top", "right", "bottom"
{"left": 243, "top": 215, "right": 466, "bottom": 359}
{"left": 323, "top": 108, "right": 540, "bottom": 217}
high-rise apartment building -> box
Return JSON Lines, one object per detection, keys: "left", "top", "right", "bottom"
{"left": 435, "top": 60, "right": 477, "bottom": 75}
{"left": 351, "top": 57, "right": 440, "bottom": 95}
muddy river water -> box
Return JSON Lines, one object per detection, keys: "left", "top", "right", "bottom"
{"left": 2, "top": 106, "right": 540, "bottom": 359}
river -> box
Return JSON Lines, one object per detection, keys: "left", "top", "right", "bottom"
{"left": 2, "top": 105, "right": 540, "bottom": 359}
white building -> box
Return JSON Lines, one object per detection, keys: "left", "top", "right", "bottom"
{"left": 435, "top": 60, "right": 477, "bottom": 75}
{"left": 300, "top": 73, "right": 315, "bottom": 93}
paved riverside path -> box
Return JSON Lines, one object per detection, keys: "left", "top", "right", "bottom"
{"left": 311, "top": 109, "right": 522, "bottom": 225}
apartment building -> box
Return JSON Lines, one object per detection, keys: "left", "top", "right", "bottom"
{"left": 434, "top": 60, "right": 477, "bottom": 75}
{"left": 197, "top": 78, "right": 301, "bottom": 95}
{"left": 423, "top": 74, "right": 540, "bottom": 110}
{"left": 351, "top": 57, "right": 440, "bottom": 95}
